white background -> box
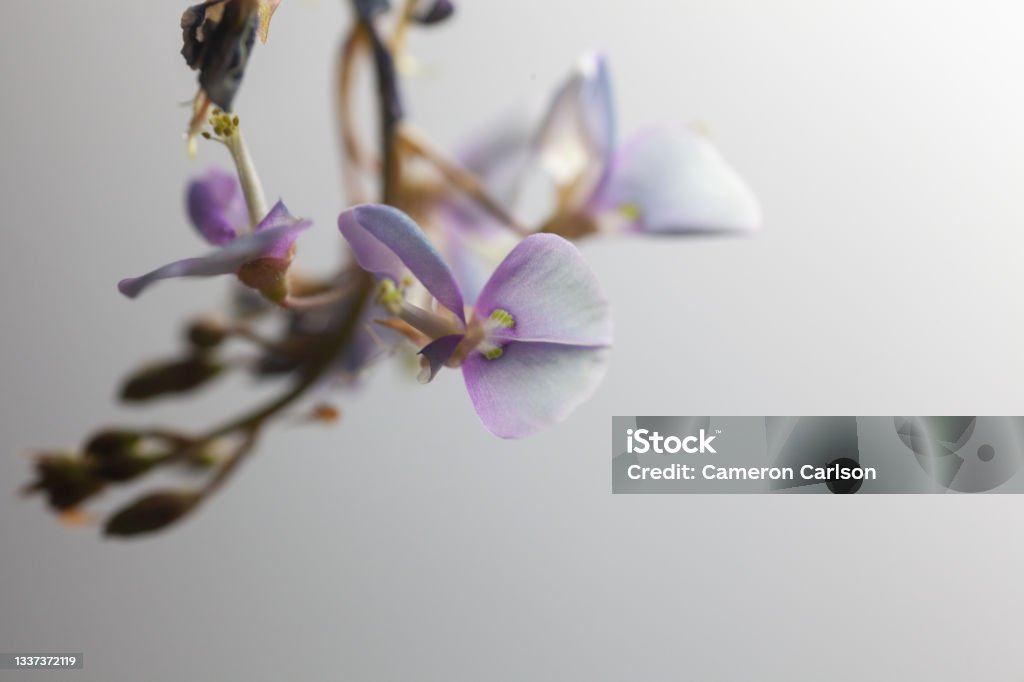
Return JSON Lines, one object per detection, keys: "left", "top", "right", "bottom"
{"left": 2, "top": 1, "right": 1023, "bottom": 679}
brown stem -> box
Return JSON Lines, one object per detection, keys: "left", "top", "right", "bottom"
{"left": 396, "top": 125, "right": 531, "bottom": 236}
{"left": 200, "top": 424, "right": 260, "bottom": 500}
{"left": 281, "top": 286, "right": 354, "bottom": 311}
{"left": 389, "top": 0, "right": 418, "bottom": 54}
{"left": 338, "top": 25, "right": 374, "bottom": 202}
{"left": 199, "top": 272, "right": 373, "bottom": 445}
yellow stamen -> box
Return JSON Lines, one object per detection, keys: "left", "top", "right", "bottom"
{"left": 488, "top": 308, "right": 515, "bottom": 329}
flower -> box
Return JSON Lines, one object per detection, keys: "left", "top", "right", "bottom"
{"left": 458, "top": 52, "right": 761, "bottom": 237}
{"left": 593, "top": 125, "right": 761, "bottom": 234}
{"left": 338, "top": 204, "right": 612, "bottom": 438}
{"left": 118, "top": 169, "right": 310, "bottom": 302}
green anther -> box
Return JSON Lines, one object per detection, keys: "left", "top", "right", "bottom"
{"left": 376, "top": 279, "right": 403, "bottom": 313}
{"left": 619, "top": 203, "right": 642, "bottom": 221}
{"left": 619, "top": 203, "right": 640, "bottom": 220}
{"left": 482, "top": 347, "right": 504, "bottom": 360}
{"left": 489, "top": 308, "right": 515, "bottom": 329}
{"left": 207, "top": 111, "right": 240, "bottom": 140}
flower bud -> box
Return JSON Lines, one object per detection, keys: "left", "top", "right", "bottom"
{"left": 186, "top": 317, "right": 228, "bottom": 349}
{"left": 84, "top": 430, "right": 142, "bottom": 459}
{"left": 104, "top": 491, "right": 201, "bottom": 537}
{"left": 26, "top": 454, "right": 104, "bottom": 511}
{"left": 416, "top": 0, "right": 454, "bottom": 24}
{"left": 120, "top": 356, "right": 223, "bottom": 402}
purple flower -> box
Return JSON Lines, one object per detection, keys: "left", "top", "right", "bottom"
{"left": 592, "top": 125, "right": 761, "bottom": 234}
{"left": 118, "top": 170, "right": 310, "bottom": 302}
{"left": 339, "top": 204, "right": 612, "bottom": 438}
{"left": 186, "top": 167, "right": 249, "bottom": 246}
{"left": 459, "top": 52, "right": 761, "bottom": 236}
{"left": 535, "top": 52, "right": 616, "bottom": 213}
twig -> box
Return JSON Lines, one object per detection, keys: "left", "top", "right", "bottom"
{"left": 337, "top": 24, "right": 375, "bottom": 203}
{"left": 396, "top": 125, "right": 531, "bottom": 236}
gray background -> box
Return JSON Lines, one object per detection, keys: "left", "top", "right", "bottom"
{"left": 2, "top": 1, "right": 1023, "bottom": 679}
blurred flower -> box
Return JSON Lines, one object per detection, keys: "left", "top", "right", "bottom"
{"left": 187, "top": 167, "right": 249, "bottom": 245}
{"left": 118, "top": 171, "right": 310, "bottom": 302}
{"left": 339, "top": 204, "right": 611, "bottom": 438}
{"left": 592, "top": 125, "right": 761, "bottom": 234}
{"left": 458, "top": 52, "right": 761, "bottom": 237}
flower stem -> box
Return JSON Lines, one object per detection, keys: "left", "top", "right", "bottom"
{"left": 337, "top": 24, "right": 374, "bottom": 204}
{"left": 225, "top": 127, "right": 269, "bottom": 228}
{"left": 389, "top": 0, "right": 418, "bottom": 54}
{"left": 396, "top": 125, "right": 531, "bottom": 236}
{"left": 199, "top": 271, "right": 373, "bottom": 445}
{"left": 396, "top": 300, "right": 461, "bottom": 340}
{"left": 177, "top": 1, "right": 403, "bottom": 506}
{"left": 281, "top": 286, "right": 354, "bottom": 311}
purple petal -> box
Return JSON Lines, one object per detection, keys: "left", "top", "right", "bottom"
{"left": 118, "top": 220, "right": 311, "bottom": 299}
{"left": 474, "top": 234, "right": 611, "bottom": 346}
{"left": 338, "top": 204, "right": 465, "bottom": 322}
{"left": 450, "top": 53, "right": 615, "bottom": 224}
{"left": 536, "top": 52, "right": 616, "bottom": 204}
{"left": 186, "top": 167, "right": 248, "bottom": 246}
{"left": 463, "top": 342, "right": 609, "bottom": 438}
{"left": 418, "top": 334, "right": 464, "bottom": 383}
{"left": 254, "top": 200, "right": 310, "bottom": 259}
{"left": 594, "top": 126, "right": 761, "bottom": 234}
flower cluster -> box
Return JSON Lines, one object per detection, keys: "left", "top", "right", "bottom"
{"left": 23, "top": 0, "right": 759, "bottom": 536}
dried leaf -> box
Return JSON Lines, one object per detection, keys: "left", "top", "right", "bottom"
{"left": 257, "top": 0, "right": 281, "bottom": 43}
